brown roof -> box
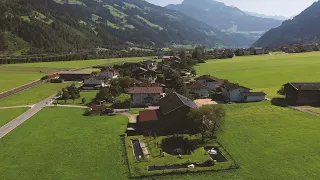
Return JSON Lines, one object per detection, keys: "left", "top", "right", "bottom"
{"left": 59, "top": 71, "right": 92, "bottom": 75}
{"left": 186, "top": 82, "right": 209, "bottom": 89}
{"left": 90, "top": 105, "right": 106, "bottom": 111}
{"left": 159, "top": 93, "right": 198, "bottom": 115}
{"left": 241, "top": 92, "right": 266, "bottom": 97}
{"left": 287, "top": 83, "right": 320, "bottom": 91}
{"left": 128, "top": 87, "right": 163, "bottom": 94}
{"left": 139, "top": 110, "right": 158, "bottom": 122}
{"left": 195, "top": 75, "right": 222, "bottom": 82}
{"left": 222, "top": 82, "right": 251, "bottom": 91}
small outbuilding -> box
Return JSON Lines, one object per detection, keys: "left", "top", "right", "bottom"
{"left": 241, "top": 92, "right": 266, "bottom": 102}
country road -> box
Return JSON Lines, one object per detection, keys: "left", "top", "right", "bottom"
{"left": 0, "top": 94, "right": 57, "bottom": 139}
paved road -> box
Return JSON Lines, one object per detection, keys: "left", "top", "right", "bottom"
{"left": 0, "top": 94, "right": 57, "bottom": 139}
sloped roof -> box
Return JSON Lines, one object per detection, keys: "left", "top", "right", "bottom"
{"left": 195, "top": 75, "right": 222, "bottom": 82}
{"left": 287, "top": 83, "right": 320, "bottom": 91}
{"left": 222, "top": 82, "right": 251, "bottom": 91}
{"left": 139, "top": 110, "right": 158, "bottom": 122}
{"left": 128, "top": 87, "right": 163, "bottom": 94}
{"left": 58, "top": 71, "right": 92, "bottom": 75}
{"left": 186, "top": 82, "right": 209, "bottom": 89}
{"left": 159, "top": 92, "right": 197, "bottom": 115}
{"left": 90, "top": 105, "right": 106, "bottom": 111}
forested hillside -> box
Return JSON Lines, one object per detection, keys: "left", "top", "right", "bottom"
{"left": 0, "top": 0, "right": 249, "bottom": 55}
{"left": 254, "top": 1, "right": 320, "bottom": 47}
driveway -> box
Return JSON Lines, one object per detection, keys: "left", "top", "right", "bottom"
{"left": 194, "top": 99, "right": 218, "bottom": 106}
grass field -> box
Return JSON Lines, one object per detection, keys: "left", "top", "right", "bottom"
{"left": 0, "top": 66, "right": 61, "bottom": 93}
{"left": 55, "top": 91, "right": 97, "bottom": 106}
{"left": 152, "top": 101, "right": 320, "bottom": 180}
{"left": 0, "top": 108, "right": 29, "bottom": 127}
{"left": 195, "top": 52, "right": 320, "bottom": 97}
{"left": 0, "top": 107, "right": 129, "bottom": 180}
{"left": 0, "top": 83, "right": 72, "bottom": 107}
{"left": 4, "top": 57, "right": 149, "bottom": 69}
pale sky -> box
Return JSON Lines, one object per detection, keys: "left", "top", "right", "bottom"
{"left": 146, "top": 0, "right": 318, "bottom": 17}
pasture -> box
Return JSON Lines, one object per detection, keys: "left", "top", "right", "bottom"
{"left": 0, "top": 108, "right": 29, "bottom": 127}
{"left": 0, "top": 83, "right": 72, "bottom": 107}
{"left": 195, "top": 52, "right": 320, "bottom": 97}
{"left": 0, "top": 107, "right": 129, "bottom": 180}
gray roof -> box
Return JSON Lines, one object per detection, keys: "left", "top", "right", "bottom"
{"left": 288, "top": 82, "right": 320, "bottom": 91}
{"left": 159, "top": 92, "right": 197, "bottom": 115}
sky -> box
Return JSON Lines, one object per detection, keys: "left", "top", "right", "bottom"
{"left": 146, "top": 0, "right": 318, "bottom": 17}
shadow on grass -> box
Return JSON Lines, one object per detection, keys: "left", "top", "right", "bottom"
{"left": 271, "top": 98, "right": 288, "bottom": 107}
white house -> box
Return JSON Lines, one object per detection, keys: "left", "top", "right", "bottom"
{"left": 241, "top": 92, "right": 266, "bottom": 102}
{"left": 195, "top": 75, "right": 225, "bottom": 90}
{"left": 100, "top": 67, "right": 119, "bottom": 79}
{"left": 186, "top": 82, "right": 209, "bottom": 98}
{"left": 221, "top": 82, "right": 251, "bottom": 102}
{"left": 128, "top": 87, "right": 164, "bottom": 107}
{"left": 82, "top": 77, "right": 106, "bottom": 90}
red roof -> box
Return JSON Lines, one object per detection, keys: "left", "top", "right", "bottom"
{"left": 187, "top": 82, "right": 209, "bottom": 89}
{"left": 139, "top": 110, "right": 158, "bottom": 122}
{"left": 90, "top": 105, "right": 106, "bottom": 111}
{"left": 128, "top": 87, "right": 163, "bottom": 94}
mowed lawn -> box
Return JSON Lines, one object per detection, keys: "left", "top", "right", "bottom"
{"left": 195, "top": 52, "right": 320, "bottom": 97}
{"left": 0, "top": 107, "right": 129, "bottom": 180}
{"left": 0, "top": 83, "right": 72, "bottom": 107}
{"left": 4, "top": 57, "right": 149, "bottom": 69}
{"left": 55, "top": 91, "right": 97, "bottom": 106}
{"left": 0, "top": 108, "right": 29, "bottom": 127}
{"left": 0, "top": 66, "right": 61, "bottom": 93}
{"left": 154, "top": 102, "right": 320, "bottom": 180}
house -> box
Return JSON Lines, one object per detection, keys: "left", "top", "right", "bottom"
{"left": 128, "top": 87, "right": 164, "bottom": 107}
{"left": 82, "top": 77, "right": 106, "bottom": 90}
{"left": 221, "top": 82, "right": 251, "bottom": 102}
{"left": 241, "top": 92, "right": 266, "bottom": 102}
{"left": 186, "top": 81, "right": 209, "bottom": 98}
{"left": 137, "top": 109, "right": 161, "bottom": 131}
{"left": 284, "top": 82, "right": 320, "bottom": 105}
{"left": 159, "top": 92, "right": 198, "bottom": 131}
{"left": 58, "top": 71, "right": 92, "bottom": 81}
{"left": 133, "top": 67, "right": 157, "bottom": 82}
{"left": 100, "top": 67, "right": 119, "bottom": 79}
{"left": 142, "top": 60, "right": 158, "bottom": 70}
{"left": 195, "top": 75, "right": 225, "bottom": 90}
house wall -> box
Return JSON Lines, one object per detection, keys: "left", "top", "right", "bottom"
{"left": 163, "top": 106, "right": 193, "bottom": 132}
{"left": 131, "top": 93, "right": 161, "bottom": 106}
{"left": 243, "top": 95, "right": 266, "bottom": 102}
{"left": 84, "top": 78, "right": 104, "bottom": 86}
{"left": 223, "top": 88, "right": 250, "bottom": 102}
{"left": 59, "top": 74, "right": 89, "bottom": 81}
{"left": 297, "top": 91, "right": 320, "bottom": 104}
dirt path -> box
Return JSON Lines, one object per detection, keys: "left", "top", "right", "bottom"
{"left": 0, "top": 105, "right": 34, "bottom": 110}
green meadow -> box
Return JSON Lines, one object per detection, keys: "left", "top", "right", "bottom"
{"left": 0, "top": 107, "right": 129, "bottom": 180}
{"left": 0, "top": 108, "right": 29, "bottom": 127}
{"left": 195, "top": 52, "right": 320, "bottom": 97}
{"left": 0, "top": 83, "right": 72, "bottom": 107}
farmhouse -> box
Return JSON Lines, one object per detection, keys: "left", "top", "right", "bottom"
{"left": 195, "top": 75, "right": 225, "bottom": 90}
{"left": 159, "top": 92, "right": 198, "bottom": 131}
{"left": 82, "top": 77, "right": 106, "bottom": 90}
{"left": 128, "top": 87, "right": 164, "bottom": 107}
{"left": 186, "top": 81, "right": 209, "bottom": 98}
{"left": 58, "top": 71, "right": 92, "bottom": 81}
{"left": 100, "top": 67, "right": 119, "bottom": 79}
{"left": 284, "top": 82, "right": 320, "bottom": 105}
{"left": 137, "top": 109, "right": 161, "bottom": 131}
{"left": 241, "top": 92, "right": 266, "bottom": 102}
{"left": 221, "top": 82, "right": 251, "bottom": 102}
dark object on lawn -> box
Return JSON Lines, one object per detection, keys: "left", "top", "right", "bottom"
{"left": 148, "top": 161, "right": 214, "bottom": 171}
{"left": 132, "top": 139, "right": 144, "bottom": 160}
{"left": 161, "top": 136, "right": 196, "bottom": 155}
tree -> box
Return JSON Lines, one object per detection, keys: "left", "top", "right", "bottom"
{"left": 62, "top": 91, "right": 70, "bottom": 103}
{"left": 188, "top": 105, "right": 226, "bottom": 142}
{"left": 96, "top": 88, "right": 113, "bottom": 102}
{"left": 156, "top": 74, "right": 165, "bottom": 84}
{"left": 118, "top": 76, "right": 136, "bottom": 89}
{"left": 168, "top": 71, "right": 188, "bottom": 96}
{"left": 70, "top": 92, "right": 77, "bottom": 103}
{"left": 82, "top": 98, "right": 87, "bottom": 104}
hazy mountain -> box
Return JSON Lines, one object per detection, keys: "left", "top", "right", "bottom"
{"left": 244, "top": 11, "right": 288, "bottom": 21}
{"left": 0, "top": 0, "right": 251, "bottom": 55}
{"left": 166, "top": 0, "right": 283, "bottom": 43}
{"left": 254, "top": 1, "right": 320, "bottom": 47}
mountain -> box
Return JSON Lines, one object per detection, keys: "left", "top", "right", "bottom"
{"left": 0, "top": 0, "right": 250, "bottom": 55}
{"left": 244, "top": 11, "right": 288, "bottom": 21}
{"left": 254, "top": 1, "right": 320, "bottom": 47}
{"left": 166, "top": 0, "right": 283, "bottom": 43}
